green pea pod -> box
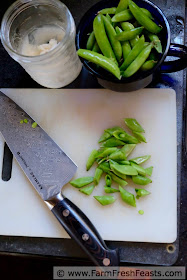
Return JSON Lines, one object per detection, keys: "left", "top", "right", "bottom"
{"left": 98, "top": 7, "right": 117, "bottom": 14}
{"left": 116, "top": 0, "right": 129, "bottom": 14}
{"left": 111, "top": 9, "right": 133, "bottom": 22}
{"left": 109, "top": 150, "right": 127, "bottom": 161}
{"left": 113, "top": 130, "right": 139, "bottom": 144}
{"left": 124, "top": 118, "right": 145, "bottom": 132}
{"left": 140, "top": 8, "right": 154, "bottom": 20}
{"left": 117, "top": 160, "right": 130, "bottom": 165}
{"left": 79, "top": 185, "right": 95, "bottom": 195}
{"left": 145, "top": 166, "right": 153, "bottom": 176}
{"left": 115, "top": 26, "right": 131, "bottom": 60}
{"left": 94, "top": 195, "right": 116, "bottom": 206}
{"left": 110, "top": 160, "right": 138, "bottom": 175}
{"left": 130, "top": 162, "right": 146, "bottom": 176}
{"left": 98, "top": 161, "right": 110, "bottom": 173}
{"left": 93, "top": 14, "right": 118, "bottom": 65}
{"left": 94, "top": 168, "right": 103, "bottom": 185}
{"left": 119, "top": 186, "right": 136, "bottom": 207}
{"left": 86, "top": 31, "right": 96, "bottom": 50}
{"left": 105, "top": 174, "right": 112, "bottom": 187}
{"left": 130, "top": 155, "right": 151, "bottom": 164}
{"left": 102, "top": 15, "right": 122, "bottom": 62}
{"left": 132, "top": 175, "right": 152, "bottom": 185}
{"left": 110, "top": 161, "right": 127, "bottom": 180}
{"left": 145, "top": 31, "right": 162, "bottom": 53}
{"left": 106, "top": 13, "right": 112, "bottom": 23}
{"left": 70, "top": 177, "right": 94, "bottom": 188}
{"left": 120, "top": 35, "right": 145, "bottom": 71}
{"left": 129, "top": 1, "right": 162, "bottom": 34}
{"left": 105, "top": 126, "right": 124, "bottom": 135}
{"left": 96, "top": 147, "right": 118, "bottom": 158}
{"left": 133, "top": 131, "right": 147, "bottom": 143}
{"left": 122, "top": 43, "right": 152, "bottom": 77}
{"left": 120, "top": 22, "right": 139, "bottom": 48}
{"left": 98, "top": 131, "right": 111, "bottom": 143}
{"left": 86, "top": 149, "right": 98, "bottom": 171}
{"left": 101, "top": 137, "right": 125, "bottom": 147}
{"left": 121, "top": 144, "right": 136, "bottom": 157}
{"left": 135, "top": 188, "right": 151, "bottom": 199}
{"left": 104, "top": 186, "right": 119, "bottom": 193}
{"left": 115, "top": 27, "right": 144, "bottom": 42}
{"left": 77, "top": 49, "right": 120, "bottom": 79}
{"left": 109, "top": 172, "right": 128, "bottom": 186}
{"left": 97, "top": 157, "right": 108, "bottom": 165}
{"left": 92, "top": 41, "right": 100, "bottom": 53}
{"left": 141, "top": 59, "right": 157, "bottom": 71}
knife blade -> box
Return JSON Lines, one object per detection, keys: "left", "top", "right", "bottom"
{"left": 0, "top": 91, "right": 119, "bottom": 267}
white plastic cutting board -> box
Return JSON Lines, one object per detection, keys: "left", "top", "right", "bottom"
{"left": 0, "top": 88, "right": 177, "bottom": 243}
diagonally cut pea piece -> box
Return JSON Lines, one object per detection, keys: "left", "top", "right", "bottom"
{"left": 129, "top": 155, "right": 151, "bottom": 164}
{"left": 145, "top": 166, "right": 153, "bottom": 176}
{"left": 109, "top": 150, "right": 127, "bottom": 161}
{"left": 132, "top": 175, "right": 152, "bottom": 185}
{"left": 105, "top": 174, "right": 112, "bottom": 187}
{"left": 86, "top": 149, "right": 98, "bottom": 171}
{"left": 98, "top": 131, "right": 111, "bottom": 143}
{"left": 124, "top": 118, "right": 145, "bottom": 133}
{"left": 130, "top": 162, "right": 146, "bottom": 176}
{"left": 135, "top": 188, "right": 151, "bottom": 199}
{"left": 105, "top": 126, "right": 124, "bottom": 135}
{"left": 79, "top": 185, "right": 95, "bottom": 195}
{"left": 70, "top": 177, "right": 94, "bottom": 188}
{"left": 100, "top": 137, "right": 125, "bottom": 147}
{"left": 121, "top": 144, "right": 136, "bottom": 157}
{"left": 104, "top": 186, "right": 120, "bottom": 193}
{"left": 119, "top": 186, "right": 136, "bottom": 207}
{"left": 96, "top": 147, "right": 118, "bottom": 158}
{"left": 110, "top": 161, "right": 127, "bottom": 180}
{"left": 108, "top": 171, "right": 128, "bottom": 186}
{"left": 113, "top": 130, "right": 139, "bottom": 144}
{"left": 109, "top": 160, "right": 138, "bottom": 175}
{"left": 98, "top": 161, "right": 110, "bottom": 173}
{"left": 94, "top": 168, "right": 103, "bottom": 185}
{"left": 133, "top": 131, "right": 147, "bottom": 143}
{"left": 116, "top": 160, "right": 130, "bottom": 165}
{"left": 94, "top": 195, "right": 116, "bottom": 206}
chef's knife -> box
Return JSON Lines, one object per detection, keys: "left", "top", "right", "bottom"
{"left": 0, "top": 91, "right": 119, "bottom": 266}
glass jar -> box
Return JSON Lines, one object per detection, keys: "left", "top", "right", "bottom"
{"left": 1, "top": 0, "right": 82, "bottom": 88}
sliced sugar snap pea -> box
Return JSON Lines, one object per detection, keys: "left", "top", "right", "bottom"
{"left": 98, "top": 131, "right": 111, "bottom": 143}
{"left": 105, "top": 126, "right": 124, "bottom": 135}
{"left": 79, "top": 185, "right": 95, "bottom": 195}
{"left": 105, "top": 174, "right": 112, "bottom": 187}
{"left": 130, "top": 155, "right": 151, "bottom": 164}
{"left": 86, "top": 149, "right": 98, "bottom": 171}
{"left": 110, "top": 161, "right": 127, "bottom": 180}
{"left": 124, "top": 118, "right": 145, "bottom": 133}
{"left": 77, "top": 49, "right": 120, "bottom": 79}
{"left": 133, "top": 131, "right": 147, "bottom": 143}
{"left": 121, "top": 144, "right": 136, "bottom": 157}
{"left": 135, "top": 188, "right": 151, "bottom": 199}
{"left": 110, "top": 160, "right": 138, "bottom": 175}
{"left": 98, "top": 161, "right": 110, "bottom": 173}
{"left": 98, "top": 7, "right": 117, "bottom": 14}
{"left": 115, "top": 27, "right": 144, "bottom": 42}
{"left": 109, "top": 172, "right": 128, "bottom": 186}
{"left": 119, "top": 186, "right": 136, "bottom": 207}
{"left": 70, "top": 177, "right": 94, "bottom": 188}
{"left": 113, "top": 130, "right": 139, "bottom": 144}
{"left": 94, "top": 168, "right": 103, "bottom": 185}
{"left": 130, "top": 162, "right": 146, "bottom": 176}
{"left": 116, "top": 160, "right": 130, "bottom": 165}
{"left": 112, "top": 9, "right": 133, "bottom": 23}
{"left": 132, "top": 175, "right": 152, "bottom": 185}
{"left": 104, "top": 186, "right": 120, "bottom": 193}
{"left": 94, "top": 195, "right": 116, "bottom": 206}
{"left": 86, "top": 31, "right": 95, "bottom": 50}
{"left": 96, "top": 147, "right": 118, "bottom": 158}
{"left": 109, "top": 150, "right": 127, "bottom": 161}
{"left": 101, "top": 137, "right": 125, "bottom": 147}
{"left": 116, "top": 0, "right": 129, "bottom": 14}
{"left": 145, "top": 166, "right": 153, "bottom": 176}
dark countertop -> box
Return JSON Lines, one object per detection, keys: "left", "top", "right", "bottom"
{"left": 0, "top": 0, "right": 186, "bottom": 279}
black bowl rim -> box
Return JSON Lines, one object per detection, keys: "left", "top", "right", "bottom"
{"left": 76, "top": 0, "right": 171, "bottom": 83}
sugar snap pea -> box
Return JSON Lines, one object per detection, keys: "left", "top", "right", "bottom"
{"left": 116, "top": 0, "right": 129, "bottom": 14}
{"left": 124, "top": 118, "right": 145, "bottom": 132}
{"left": 117, "top": 160, "right": 130, "bottom": 165}
{"left": 120, "top": 35, "right": 145, "bottom": 71}
{"left": 106, "top": 13, "right": 112, "bottom": 23}
{"left": 93, "top": 14, "right": 118, "bottom": 65}
{"left": 113, "top": 130, "right": 139, "bottom": 144}
{"left": 109, "top": 172, "right": 128, "bottom": 186}
{"left": 110, "top": 160, "right": 138, "bottom": 175}
{"left": 70, "top": 176, "right": 94, "bottom": 188}
{"left": 133, "top": 131, "right": 147, "bottom": 143}
{"left": 92, "top": 41, "right": 100, "bottom": 53}
{"left": 109, "top": 150, "right": 127, "bottom": 161}
{"left": 102, "top": 15, "right": 122, "bottom": 62}
{"left": 140, "top": 8, "right": 154, "bottom": 20}
{"left": 77, "top": 49, "right": 120, "bottom": 79}
{"left": 94, "top": 167, "right": 103, "bottom": 185}
{"left": 119, "top": 186, "right": 136, "bottom": 207}
{"left": 104, "top": 186, "right": 120, "bottom": 193}
{"left": 120, "top": 22, "right": 139, "bottom": 48}
{"left": 98, "top": 7, "right": 117, "bottom": 14}
{"left": 94, "top": 195, "right": 116, "bottom": 206}
{"left": 101, "top": 137, "right": 125, "bottom": 147}
{"left": 96, "top": 147, "right": 118, "bottom": 158}
{"left": 129, "top": 1, "right": 162, "bottom": 34}
{"left": 86, "top": 149, "right": 98, "bottom": 171}
{"left": 135, "top": 188, "right": 150, "bottom": 199}
{"left": 141, "top": 59, "right": 157, "bottom": 71}
{"left": 98, "top": 131, "right": 111, "bottom": 143}
{"left": 98, "top": 161, "right": 110, "bottom": 173}
{"left": 86, "top": 31, "right": 96, "bottom": 50}
{"left": 105, "top": 126, "right": 124, "bottom": 135}
{"left": 115, "top": 27, "right": 144, "bottom": 42}
{"left": 145, "top": 166, "right": 153, "bottom": 176}
{"left": 105, "top": 174, "right": 112, "bottom": 187}
{"left": 121, "top": 144, "right": 136, "bottom": 157}
{"left": 132, "top": 175, "right": 152, "bottom": 185}
{"left": 145, "top": 31, "right": 162, "bottom": 53}
{"left": 79, "top": 185, "right": 95, "bottom": 195}
{"left": 130, "top": 162, "right": 146, "bottom": 176}
{"left": 130, "top": 155, "right": 151, "bottom": 164}
{"left": 112, "top": 9, "right": 133, "bottom": 22}
{"left": 149, "top": 50, "right": 157, "bottom": 61}
{"left": 110, "top": 161, "right": 127, "bottom": 180}
{"left": 115, "top": 26, "right": 131, "bottom": 60}
{"left": 122, "top": 43, "right": 152, "bottom": 77}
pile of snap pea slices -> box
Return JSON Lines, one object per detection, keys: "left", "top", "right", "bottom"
{"left": 77, "top": 0, "right": 162, "bottom": 79}
{"left": 70, "top": 118, "right": 153, "bottom": 211}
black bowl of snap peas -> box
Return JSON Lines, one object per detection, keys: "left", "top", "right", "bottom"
{"left": 76, "top": 0, "right": 187, "bottom": 92}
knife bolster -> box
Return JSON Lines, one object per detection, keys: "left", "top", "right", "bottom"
{"left": 44, "top": 192, "right": 64, "bottom": 210}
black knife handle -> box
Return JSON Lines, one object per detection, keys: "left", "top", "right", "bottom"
{"left": 45, "top": 193, "right": 119, "bottom": 267}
